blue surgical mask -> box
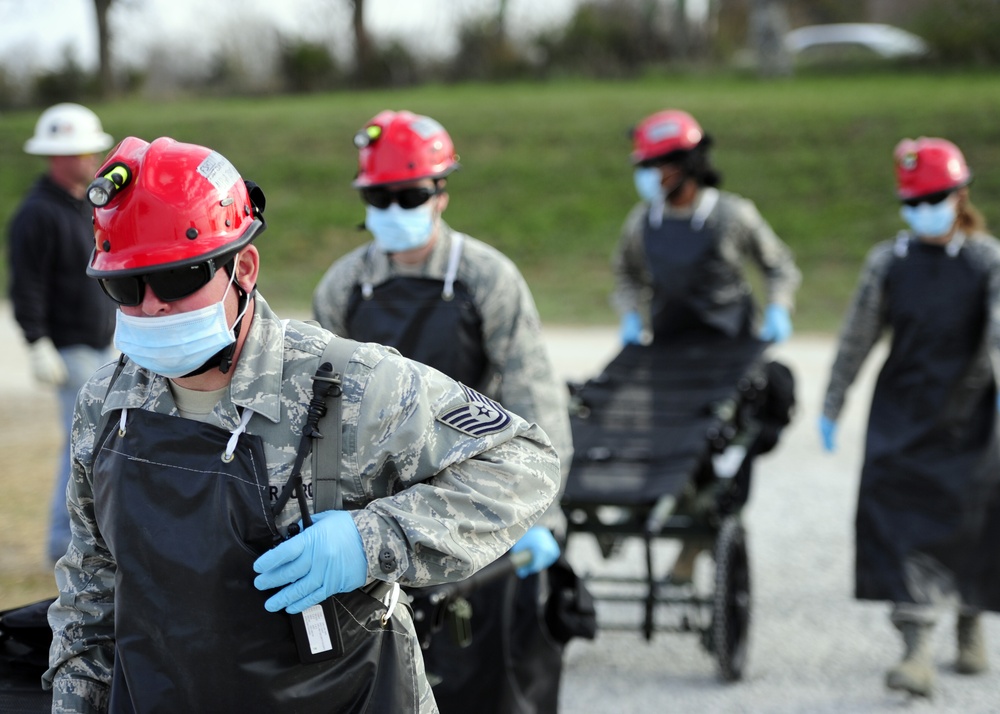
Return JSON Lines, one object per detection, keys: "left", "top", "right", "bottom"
{"left": 366, "top": 202, "right": 436, "bottom": 253}
{"left": 900, "top": 199, "right": 957, "bottom": 238}
{"left": 114, "top": 273, "right": 247, "bottom": 378}
{"left": 633, "top": 167, "right": 663, "bottom": 204}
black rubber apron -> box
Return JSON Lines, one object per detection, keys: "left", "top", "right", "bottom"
{"left": 348, "top": 244, "right": 490, "bottom": 390}
{"left": 642, "top": 206, "right": 754, "bottom": 342}
{"left": 856, "top": 238, "right": 1000, "bottom": 610}
{"left": 419, "top": 573, "right": 561, "bottom": 714}
{"left": 92, "top": 407, "right": 419, "bottom": 713}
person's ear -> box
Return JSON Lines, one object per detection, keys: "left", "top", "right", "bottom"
{"left": 234, "top": 246, "right": 260, "bottom": 292}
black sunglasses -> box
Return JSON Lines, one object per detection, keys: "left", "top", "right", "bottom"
{"left": 902, "top": 190, "right": 952, "bottom": 208}
{"left": 360, "top": 185, "right": 441, "bottom": 210}
{"left": 99, "top": 258, "right": 233, "bottom": 307}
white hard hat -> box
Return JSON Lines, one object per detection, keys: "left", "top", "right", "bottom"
{"left": 24, "top": 103, "right": 114, "bottom": 156}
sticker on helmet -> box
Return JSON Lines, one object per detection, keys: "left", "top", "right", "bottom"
{"left": 438, "top": 385, "right": 512, "bottom": 437}
{"left": 647, "top": 120, "right": 681, "bottom": 142}
{"left": 409, "top": 117, "right": 445, "bottom": 140}
{"left": 900, "top": 151, "right": 918, "bottom": 171}
{"left": 197, "top": 152, "right": 240, "bottom": 192}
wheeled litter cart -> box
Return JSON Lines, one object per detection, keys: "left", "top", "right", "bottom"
{"left": 561, "top": 335, "right": 790, "bottom": 681}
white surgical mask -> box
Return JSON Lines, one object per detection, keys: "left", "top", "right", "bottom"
{"left": 366, "top": 202, "right": 435, "bottom": 253}
{"left": 633, "top": 167, "right": 663, "bottom": 204}
{"left": 900, "top": 197, "right": 958, "bottom": 238}
{"left": 114, "top": 271, "right": 247, "bottom": 378}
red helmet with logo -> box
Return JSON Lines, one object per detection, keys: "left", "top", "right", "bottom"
{"left": 630, "top": 109, "right": 704, "bottom": 165}
{"left": 87, "top": 137, "right": 264, "bottom": 278}
{"left": 352, "top": 110, "right": 459, "bottom": 188}
{"left": 894, "top": 137, "right": 971, "bottom": 201}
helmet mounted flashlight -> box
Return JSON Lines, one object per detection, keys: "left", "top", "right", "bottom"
{"left": 87, "top": 163, "right": 131, "bottom": 207}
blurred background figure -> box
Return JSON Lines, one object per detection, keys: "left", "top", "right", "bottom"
{"left": 611, "top": 108, "right": 801, "bottom": 583}
{"left": 6, "top": 103, "right": 115, "bottom": 564}
{"left": 820, "top": 137, "right": 1000, "bottom": 697}
{"left": 612, "top": 108, "right": 801, "bottom": 349}
{"left": 313, "top": 109, "right": 575, "bottom": 713}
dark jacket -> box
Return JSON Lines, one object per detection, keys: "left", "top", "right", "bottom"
{"left": 7, "top": 174, "right": 115, "bottom": 349}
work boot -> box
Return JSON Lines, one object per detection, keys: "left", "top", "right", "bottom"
{"left": 885, "top": 621, "right": 934, "bottom": 697}
{"left": 955, "top": 613, "right": 988, "bottom": 675}
{"left": 667, "top": 541, "right": 702, "bottom": 586}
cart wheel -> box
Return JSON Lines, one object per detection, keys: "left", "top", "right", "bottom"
{"left": 710, "top": 515, "right": 750, "bottom": 681}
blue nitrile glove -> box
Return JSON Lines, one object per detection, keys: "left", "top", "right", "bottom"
{"left": 759, "top": 303, "right": 792, "bottom": 343}
{"left": 253, "top": 510, "right": 368, "bottom": 614}
{"left": 819, "top": 415, "right": 837, "bottom": 453}
{"left": 620, "top": 311, "right": 643, "bottom": 345}
{"left": 509, "top": 526, "right": 561, "bottom": 578}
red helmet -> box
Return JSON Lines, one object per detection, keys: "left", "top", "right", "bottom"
{"left": 87, "top": 137, "right": 264, "bottom": 277}
{"left": 630, "top": 110, "right": 704, "bottom": 165}
{"left": 894, "top": 137, "right": 971, "bottom": 201}
{"left": 352, "top": 110, "right": 459, "bottom": 188}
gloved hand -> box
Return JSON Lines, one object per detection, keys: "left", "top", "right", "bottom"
{"left": 620, "top": 311, "right": 643, "bottom": 346}
{"left": 29, "top": 337, "right": 68, "bottom": 386}
{"left": 759, "top": 304, "right": 792, "bottom": 343}
{"left": 253, "top": 510, "right": 368, "bottom": 614}
{"left": 819, "top": 415, "right": 837, "bottom": 453}
{"left": 509, "top": 526, "right": 560, "bottom": 578}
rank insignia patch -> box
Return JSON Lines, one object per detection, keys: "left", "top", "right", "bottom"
{"left": 438, "top": 385, "right": 512, "bottom": 437}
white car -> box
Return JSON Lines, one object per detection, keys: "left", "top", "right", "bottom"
{"left": 784, "top": 23, "right": 928, "bottom": 59}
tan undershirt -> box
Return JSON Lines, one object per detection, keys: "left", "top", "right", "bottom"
{"left": 169, "top": 382, "right": 228, "bottom": 422}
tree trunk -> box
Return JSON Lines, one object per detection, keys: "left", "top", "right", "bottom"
{"left": 93, "top": 0, "right": 115, "bottom": 96}
{"left": 351, "top": 0, "right": 370, "bottom": 83}
{"left": 750, "top": 0, "right": 792, "bottom": 77}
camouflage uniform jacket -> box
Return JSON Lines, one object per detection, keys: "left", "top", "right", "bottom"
{"left": 822, "top": 230, "right": 1000, "bottom": 421}
{"left": 45, "top": 294, "right": 560, "bottom": 713}
{"left": 313, "top": 224, "right": 573, "bottom": 525}
{"left": 610, "top": 188, "right": 801, "bottom": 325}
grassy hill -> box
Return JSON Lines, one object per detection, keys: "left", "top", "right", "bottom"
{"left": 2, "top": 70, "right": 999, "bottom": 332}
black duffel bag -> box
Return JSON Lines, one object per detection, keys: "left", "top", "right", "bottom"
{"left": 0, "top": 598, "right": 54, "bottom": 713}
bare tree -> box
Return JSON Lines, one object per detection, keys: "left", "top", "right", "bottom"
{"left": 496, "top": 0, "right": 508, "bottom": 42}
{"left": 93, "top": 0, "right": 115, "bottom": 95}
{"left": 750, "top": 0, "right": 792, "bottom": 76}
{"left": 348, "top": 0, "right": 371, "bottom": 81}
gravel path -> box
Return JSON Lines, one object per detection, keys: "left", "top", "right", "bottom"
{"left": 545, "top": 327, "right": 1000, "bottom": 714}
{"left": 2, "top": 307, "right": 997, "bottom": 711}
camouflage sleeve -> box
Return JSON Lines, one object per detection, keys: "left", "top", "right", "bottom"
{"left": 822, "top": 242, "right": 894, "bottom": 421}
{"left": 312, "top": 245, "right": 369, "bottom": 336}
{"left": 729, "top": 195, "right": 801, "bottom": 309}
{"left": 610, "top": 203, "right": 652, "bottom": 318}
{"left": 43, "top": 369, "right": 118, "bottom": 713}
{"left": 344, "top": 347, "right": 560, "bottom": 587}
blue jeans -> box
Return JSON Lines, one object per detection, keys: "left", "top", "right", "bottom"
{"left": 49, "top": 345, "right": 116, "bottom": 563}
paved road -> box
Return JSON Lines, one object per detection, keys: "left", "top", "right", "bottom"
{"left": 2, "top": 306, "right": 998, "bottom": 711}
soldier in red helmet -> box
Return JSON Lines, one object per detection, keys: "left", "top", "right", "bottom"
{"left": 43, "top": 136, "right": 559, "bottom": 712}
{"left": 821, "top": 137, "right": 1000, "bottom": 697}
{"left": 613, "top": 109, "right": 800, "bottom": 348}
{"left": 612, "top": 108, "right": 801, "bottom": 584}
{"left": 314, "top": 110, "right": 578, "bottom": 713}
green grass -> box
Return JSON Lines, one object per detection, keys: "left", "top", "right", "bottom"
{"left": 3, "top": 71, "right": 1000, "bottom": 332}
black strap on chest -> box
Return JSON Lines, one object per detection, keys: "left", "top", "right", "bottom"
{"left": 272, "top": 336, "right": 356, "bottom": 520}
{"left": 310, "top": 337, "right": 357, "bottom": 511}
